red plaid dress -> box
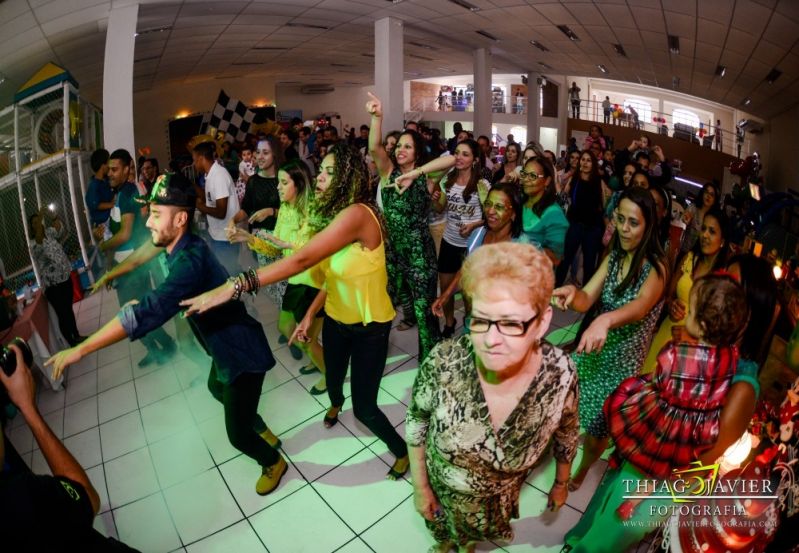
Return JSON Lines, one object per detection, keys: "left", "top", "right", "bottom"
{"left": 604, "top": 340, "right": 738, "bottom": 478}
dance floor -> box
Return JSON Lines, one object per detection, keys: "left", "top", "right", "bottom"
{"left": 5, "top": 287, "right": 647, "bottom": 552}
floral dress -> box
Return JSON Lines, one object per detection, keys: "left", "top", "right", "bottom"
{"left": 381, "top": 168, "right": 440, "bottom": 359}
{"left": 572, "top": 249, "right": 663, "bottom": 438}
{"left": 406, "top": 336, "right": 579, "bottom": 545}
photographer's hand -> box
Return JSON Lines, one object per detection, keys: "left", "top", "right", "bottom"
{"left": 0, "top": 345, "right": 36, "bottom": 413}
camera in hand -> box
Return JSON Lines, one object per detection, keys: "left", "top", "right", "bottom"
{"left": 0, "top": 337, "right": 33, "bottom": 377}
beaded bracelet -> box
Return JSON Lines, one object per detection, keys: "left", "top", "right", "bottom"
{"left": 247, "top": 268, "right": 260, "bottom": 295}
{"left": 229, "top": 276, "right": 244, "bottom": 301}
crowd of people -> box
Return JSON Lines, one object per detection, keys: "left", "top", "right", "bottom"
{"left": 0, "top": 96, "right": 781, "bottom": 552}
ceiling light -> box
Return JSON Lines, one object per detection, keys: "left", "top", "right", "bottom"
{"left": 252, "top": 46, "right": 289, "bottom": 51}
{"left": 613, "top": 43, "right": 627, "bottom": 57}
{"left": 530, "top": 40, "right": 549, "bottom": 52}
{"left": 766, "top": 68, "right": 782, "bottom": 84}
{"left": 668, "top": 35, "right": 680, "bottom": 54}
{"left": 716, "top": 65, "right": 726, "bottom": 78}
{"left": 475, "top": 30, "right": 499, "bottom": 41}
{"left": 134, "top": 55, "right": 160, "bottom": 63}
{"left": 408, "top": 41, "right": 437, "bottom": 50}
{"left": 538, "top": 61, "right": 552, "bottom": 70}
{"left": 409, "top": 53, "right": 434, "bottom": 61}
{"left": 448, "top": 0, "right": 480, "bottom": 12}
{"left": 597, "top": 64, "right": 608, "bottom": 73}
{"left": 285, "top": 22, "right": 330, "bottom": 30}
{"left": 437, "top": 67, "right": 456, "bottom": 73}
{"left": 134, "top": 24, "right": 172, "bottom": 37}
{"left": 330, "top": 63, "right": 354, "bottom": 67}
{"left": 404, "top": 71, "right": 422, "bottom": 76}
{"left": 557, "top": 25, "right": 579, "bottom": 41}
{"left": 742, "top": 97, "right": 751, "bottom": 106}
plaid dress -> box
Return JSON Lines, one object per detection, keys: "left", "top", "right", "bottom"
{"left": 605, "top": 341, "right": 738, "bottom": 478}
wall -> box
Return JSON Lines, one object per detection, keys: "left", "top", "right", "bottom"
{"left": 275, "top": 84, "right": 376, "bottom": 137}
{"left": 768, "top": 104, "right": 799, "bottom": 192}
{"left": 132, "top": 76, "right": 277, "bottom": 165}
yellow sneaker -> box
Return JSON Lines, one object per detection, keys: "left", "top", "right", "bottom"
{"left": 256, "top": 456, "right": 288, "bottom": 495}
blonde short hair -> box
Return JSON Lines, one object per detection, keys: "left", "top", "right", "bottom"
{"left": 461, "top": 242, "right": 554, "bottom": 315}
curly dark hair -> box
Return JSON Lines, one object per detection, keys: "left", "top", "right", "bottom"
{"left": 690, "top": 273, "right": 749, "bottom": 346}
{"left": 308, "top": 143, "right": 383, "bottom": 233}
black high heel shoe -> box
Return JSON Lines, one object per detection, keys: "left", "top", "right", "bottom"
{"left": 323, "top": 407, "right": 340, "bottom": 428}
{"left": 441, "top": 323, "right": 456, "bottom": 339}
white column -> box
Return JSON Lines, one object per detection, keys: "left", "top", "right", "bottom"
{"left": 526, "top": 72, "right": 540, "bottom": 146}
{"left": 558, "top": 77, "right": 569, "bottom": 149}
{"left": 473, "top": 48, "right": 492, "bottom": 139}
{"left": 102, "top": 3, "right": 138, "bottom": 155}
{"left": 375, "top": 17, "right": 404, "bottom": 135}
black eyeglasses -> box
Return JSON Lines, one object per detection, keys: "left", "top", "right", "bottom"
{"left": 466, "top": 314, "right": 539, "bottom": 336}
{"left": 519, "top": 170, "right": 541, "bottom": 180}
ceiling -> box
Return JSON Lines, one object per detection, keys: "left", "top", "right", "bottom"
{"left": 0, "top": 0, "right": 797, "bottom": 119}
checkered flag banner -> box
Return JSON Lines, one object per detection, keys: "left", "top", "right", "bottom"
{"left": 201, "top": 90, "right": 255, "bottom": 143}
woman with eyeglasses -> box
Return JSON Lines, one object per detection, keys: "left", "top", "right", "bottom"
{"left": 520, "top": 156, "right": 568, "bottom": 265}
{"left": 430, "top": 184, "right": 524, "bottom": 318}
{"left": 551, "top": 187, "right": 667, "bottom": 491}
{"left": 407, "top": 242, "right": 579, "bottom": 553}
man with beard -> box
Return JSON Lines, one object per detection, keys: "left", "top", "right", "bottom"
{"left": 47, "top": 173, "right": 287, "bottom": 496}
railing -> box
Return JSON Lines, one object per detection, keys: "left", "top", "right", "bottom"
{"left": 571, "top": 98, "right": 748, "bottom": 158}
{"left": 410, "top": 94, "right": 529, "bottom": 114}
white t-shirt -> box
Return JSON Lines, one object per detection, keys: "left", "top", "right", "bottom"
{"left": 442, "top": 182, "right": 485, "bottom": 248}
{"left": 204, "top": 161, "right": 240, "bottom": 241}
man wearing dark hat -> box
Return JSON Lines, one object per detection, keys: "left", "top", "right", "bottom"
{"left": 46, "top": 172, "right": 288, "bottom": 496}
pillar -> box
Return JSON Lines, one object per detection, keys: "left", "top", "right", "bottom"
{"left": 374, "top": 17, "right": 404, "bottom": 135}
{"left": 526, "top": 72, "right": 540, "bottom": 146}
{"left": 473, "top": 48, "right": 492, "bottom": 140}
{"left": 558, "top": 77, "right": 569, "bottom": 150}
{"left": 102, "top": 3, "right": 138, "bottom": 155}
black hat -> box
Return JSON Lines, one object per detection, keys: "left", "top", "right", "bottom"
{"left": 136, "top": 172, "right": 196, "bottom": 208}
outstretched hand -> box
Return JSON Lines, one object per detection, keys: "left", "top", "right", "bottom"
{"left": 45, "top": 347, "right": 83, "bottom": 381}
{"left": 179, "top": 281, "right": 235, "bottom": 317}
{"left": 550, "top": 285, "right": 576, "bottom": 311}
{"left": 365, "top": 92, "right": 383, "bottom": 118}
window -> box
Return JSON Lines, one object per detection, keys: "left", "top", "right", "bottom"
{"left": 672, "top": 108, "right": 700, "bottom": 130}
{"left": 623, "top": 99, "right": 652, "bottom": 124}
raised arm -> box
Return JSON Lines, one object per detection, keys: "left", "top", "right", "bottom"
{"left": 366, "top": 92, "right": 393, "bottom": 178}
{"left": 181, "top": 204, "right": 376, "bottom": 315}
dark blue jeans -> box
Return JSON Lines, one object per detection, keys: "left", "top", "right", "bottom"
{"left": 207, "top": 363, "right": 279, "bottom": 467}
{"left": 323, "top": 316, "right": 407, "bottom": 458}
{"left": 556, "top": 222, "right": 603, "bottom": 287}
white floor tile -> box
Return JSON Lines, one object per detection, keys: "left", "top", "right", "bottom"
{"left": 114, "top": 492, "right": 182, "bottom": 553}
{"left": 172, "top": 356, "right": 209, "bottom": 391}
{"left": 250, "top": 484, "right": 355, "bottom": 553}
{"left": 262, "top": 362, "right": 295, "bottom": 393}
{"left": 98, "top": 381, "right": 138, "bottom": 424}
{"left": 257, "top": 379, "right": 325, "bottom": 435}
{"left": 503, "top": 485, "right": 583, "bottom": 552}
{"left": 219, "top": 453, "right": 307, "bottom": 517}
{"left": 383, "top": 343, "right": 415, "bottom": 375}
{"left": 526, "top": 449, "right": 607, "bottom": 513}
{"left": 141, "top": 392, "right": 195, "bottom": 444}
{"left": 336, "top": 388, "right": 408, "bottom": 447}
{"left": 185, "top": 520, "right": 266, "bottom": 553}
{"left": 7, "top": 422, "right": 34, "bottom": 455}
{"left": 134, "top": 366, "right": 182, "bottom": 407}
{"left": 65, "top": 370, "right": 98, "bottom": 406}
{"left": 68, "top": 351, "right": 98, "bottom": 379}
{"left": 93, "top": 510, "right": 118, "bottom": 540}
{"left": 85, "top": 463, "right": 111, "bottom": 513}
{"left": 36, "top": 386, "right": 66, "bottom": 414}
{"left": 184, "top": 382, "right": 221, "bottom": 424}
{"left": 63, "top": 395, "right": 99, "bottom": 437}
{"left": 98, "top": 341, "right": 131, "bottom": 369}
{"left": 197, "top": 413, "right": 240, "bottom": 465}
{"left": 105, "top": 446, "right": 160, "bottom": 508}
{"left": 31, "top": 449, "right": 52, "bottom": 475}
{"left": 43, "top": 409, "right": 64, "bottom": 439}
{"left": 100, "top": 411, "right": 147, "bottom": 461}
{"left": 279, "top": 414, "right": 367, "bottom": 482}
{"left": 150, "top": 426, "right": 214, "bottom": 489}
{"left": 312, "top": 448, "right": 413, "bottom": 534}
{"left": 379, "top": 360, "right": 419, "bottom": 406}
{"left": 335, "top": 538, "right": 374, "bottom": 553}
{"left": 64, "top": 426, "right": 102, "bottom": 468}
{"left": 97, "top": 356, "right": 134, "bottom": 393}
{"left": 164, "top": 469, "right": 243, "bottom": 545}
{"left": 361, "top": 496, "right": 433, "bottom": 552}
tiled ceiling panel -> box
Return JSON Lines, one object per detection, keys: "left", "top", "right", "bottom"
{"left": 0, "top": 0, "right": 796, "bottom": 118}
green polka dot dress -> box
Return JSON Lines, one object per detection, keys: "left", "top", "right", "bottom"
{"left": 572, "top": 249, "right": 663, "bottom": 438}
